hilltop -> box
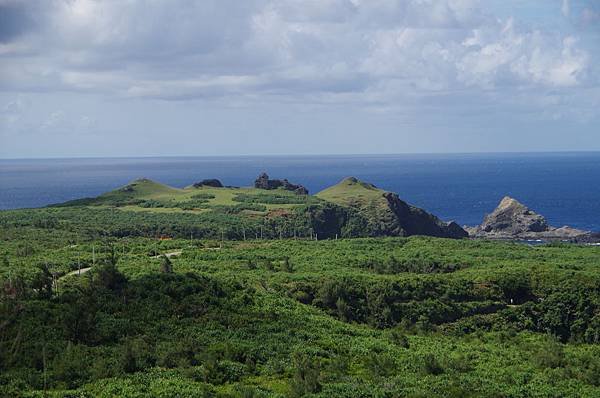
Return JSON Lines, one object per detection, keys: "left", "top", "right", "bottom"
{"left": 42, "top": 174, "right": 466, "bottom": 240}
{"left": 317, "top": 177, "right": 467, "bottom": 239}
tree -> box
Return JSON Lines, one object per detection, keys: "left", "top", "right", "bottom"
{"left": 289, "top": 352, "right": 321, "bottom": 397}
{"left": 104, "top": 240, "right": 120, "bottom": 266}
{"left": 31, "top": 263, "right": 53, "bottom": 299}
{"left": 282, "top": 257, "right": 294, "bottom": 273}
{"left": 92, "top": 264, "right": 127, "bottom": 291}
{"left": 160, "top": 255, "right": 173, "bottom": 274}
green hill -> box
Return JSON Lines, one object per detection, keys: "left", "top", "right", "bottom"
{"left": 44, "top": 175, "right": 465, "bottom": 240}
{"left": 317, "top": 177, "right": 467, "bottom": 238}
{"left": 98, "top": 178, "right": 183, "bottom": 202}
{"left": 317, "top": 176, "right": 382, "bottom": 206}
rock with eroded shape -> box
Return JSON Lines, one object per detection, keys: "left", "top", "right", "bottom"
{"left": 254, "top": 173, "right": 309, "bottom": 195}
{"left": 468, "top": 196, "right": 591, "bottom": 240}
{"left": 193, "top": 179, "right": 223, "bottom": 188}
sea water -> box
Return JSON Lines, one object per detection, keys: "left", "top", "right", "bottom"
{"left": 1, "top": 152, "right": 599, "bottom": 231}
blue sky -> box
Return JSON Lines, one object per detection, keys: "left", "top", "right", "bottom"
{"left": 0, "top": 0, "right": 599, "bottom": 158}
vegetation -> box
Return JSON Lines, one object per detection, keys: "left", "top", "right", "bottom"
{"left": 1, "top": 179, "right": 600, "bottom": 396}
{"left": 2, "top": 217, "right": 600, "bottom": 396}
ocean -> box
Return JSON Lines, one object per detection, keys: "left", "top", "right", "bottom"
{"left": 1, "top": 152, "right": 599, "bottom": 231}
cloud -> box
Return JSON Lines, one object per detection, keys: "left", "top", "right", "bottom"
{"left": 0, "top": 0, "right": 598, "bottom": 120}
{"left": 562, "top": 0, "right": 570, "bottom": 18}
{"left": 0, "top": 1, "right": 36, "bottom": 43}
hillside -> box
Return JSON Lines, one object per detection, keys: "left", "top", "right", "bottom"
{"left": 39, "top": 175, "right": 466, "bottom": 240}
{"left": 317, "top": 177, "right": 467, "bottom": 238}
{"left": 1, "top": 226, "right": 600, "bottom": 397}
{"left": 2, "top": 176, "right": 600, "bottom": 397}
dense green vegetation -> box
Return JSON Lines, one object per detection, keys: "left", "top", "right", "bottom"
{"left": 1, "top": 179, "right": 599, "bottom": 396}
{"left": 21, "top": 178, "right": 360, "bottom": 240}
{"left": 2, "top": 214, "right": 600, "bottom": 397}
{"left": 17, "top": 176, "right": 464, "bottom": 241}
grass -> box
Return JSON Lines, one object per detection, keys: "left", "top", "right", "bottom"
{"left": 316, "top": 177, "right": 385, "bottom": 207}
{"left": 86, "top": 179, "right": 314, "bottom": 213}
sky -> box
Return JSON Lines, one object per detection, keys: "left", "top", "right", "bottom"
{"left": 0, "top": 0, "right": 599, "bottom": 158}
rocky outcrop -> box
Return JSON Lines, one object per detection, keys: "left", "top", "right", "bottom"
{"left": 254, "top": 173, "right": 308, "bottom": 195}
{"left": 468, "top": 196, "right": 591, "bottom": 241}
{"left": 382, "top": 192, "right": 469, "bottom": 239}
{"left": 193, "top": 179, "right": 223, "bottom": 188}
{"left": 316, "top": 177, "right": 467, "bottom": 239}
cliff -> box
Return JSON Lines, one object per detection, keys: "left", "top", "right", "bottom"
{"left": 316, "top": 177, "right": 467, "bottom": 239}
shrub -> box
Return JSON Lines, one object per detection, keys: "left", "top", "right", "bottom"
{"left": 289, "top": 352, "right": 321, "bottom": 397}
{"left": 422, "top": 354, "right": 444, "bottom": 375}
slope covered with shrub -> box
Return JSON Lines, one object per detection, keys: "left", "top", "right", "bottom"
{"left": 2, "top": 223, "right": 600, "bottom": 397}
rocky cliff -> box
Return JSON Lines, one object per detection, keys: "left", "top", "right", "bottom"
{"left": 467, "top": 196, "right": 590, "bottom": 240}
{"left": 316, "top": 177, "right": 468, "bottom": 239}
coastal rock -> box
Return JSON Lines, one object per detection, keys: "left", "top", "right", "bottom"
{"left": 470, "top": 196, "right": 590, "bottom": 240}
{"left": 383, "top": 192, "right": 469, "bottom": 238}
{"left": 193, "top": 179, "right": 223, "bottom": 188}
{"left": 480, "top": 196, "right": 548, "bottom": 235}
{"left": 254, "top": 173, "right": 309, "bottom": 195}
{"left": 317, "top": 177, "right": 468, "bottom": 239}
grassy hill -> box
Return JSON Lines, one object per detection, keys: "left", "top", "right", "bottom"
{"left": 33, "top": 176, "right": 465, "bottom": 241}
{"left": 318, "top": 177, "right": 467, "bottom": 238}
{"left": 59, "top": 178, "right": 319, "bottom": 211}
{"left": 316, "top": 177, "right": 383, "bottom": 206}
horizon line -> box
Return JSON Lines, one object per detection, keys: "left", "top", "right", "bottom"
{"left": 2, "top": 150, "right": 600, "bottom": 161}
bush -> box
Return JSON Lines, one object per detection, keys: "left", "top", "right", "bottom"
{"left": 422, "top": 354, "right": 444, "bottom": 375}
{"left": 289, "top": 352, "right": 321, "bottom": 397}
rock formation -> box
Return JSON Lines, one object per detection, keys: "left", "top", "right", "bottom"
{"left": 254, "top": 173, "right": 308, "bottom": 195}
{"left": 316, "top": 177, "right": 468, "bottom": 239}
{"left": 193, "top": 179, "right": 223, "bottom": 188}
{"left": 468, "top": 196, "right": 590, "bottom": 240}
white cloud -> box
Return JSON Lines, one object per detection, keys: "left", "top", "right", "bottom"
{"left": 0, "top": 0, "right": 598, "bottom": 119}
{"left": 562, "top": 0, "right": 570, "bottom": 18}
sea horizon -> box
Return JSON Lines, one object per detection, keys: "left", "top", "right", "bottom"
{"left": 2, "top": 152, "right": 599, "bottom": 232}
{"left": 2, "top": 149, "right": 600, "bottom": 161}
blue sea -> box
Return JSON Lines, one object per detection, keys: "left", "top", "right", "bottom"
{"left": 1, "top": 153, "right": 599, "bottom": 231}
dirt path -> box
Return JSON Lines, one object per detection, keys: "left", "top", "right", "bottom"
{"left": 151, "top": 250, "right": 182, "bottom": 259}
{"left": 60, "top": 267, "right": 92, "bottom": 281}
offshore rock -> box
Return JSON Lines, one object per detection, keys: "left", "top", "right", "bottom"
{"left": 468, "top": 196, "right": 591, "bottom": 241}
